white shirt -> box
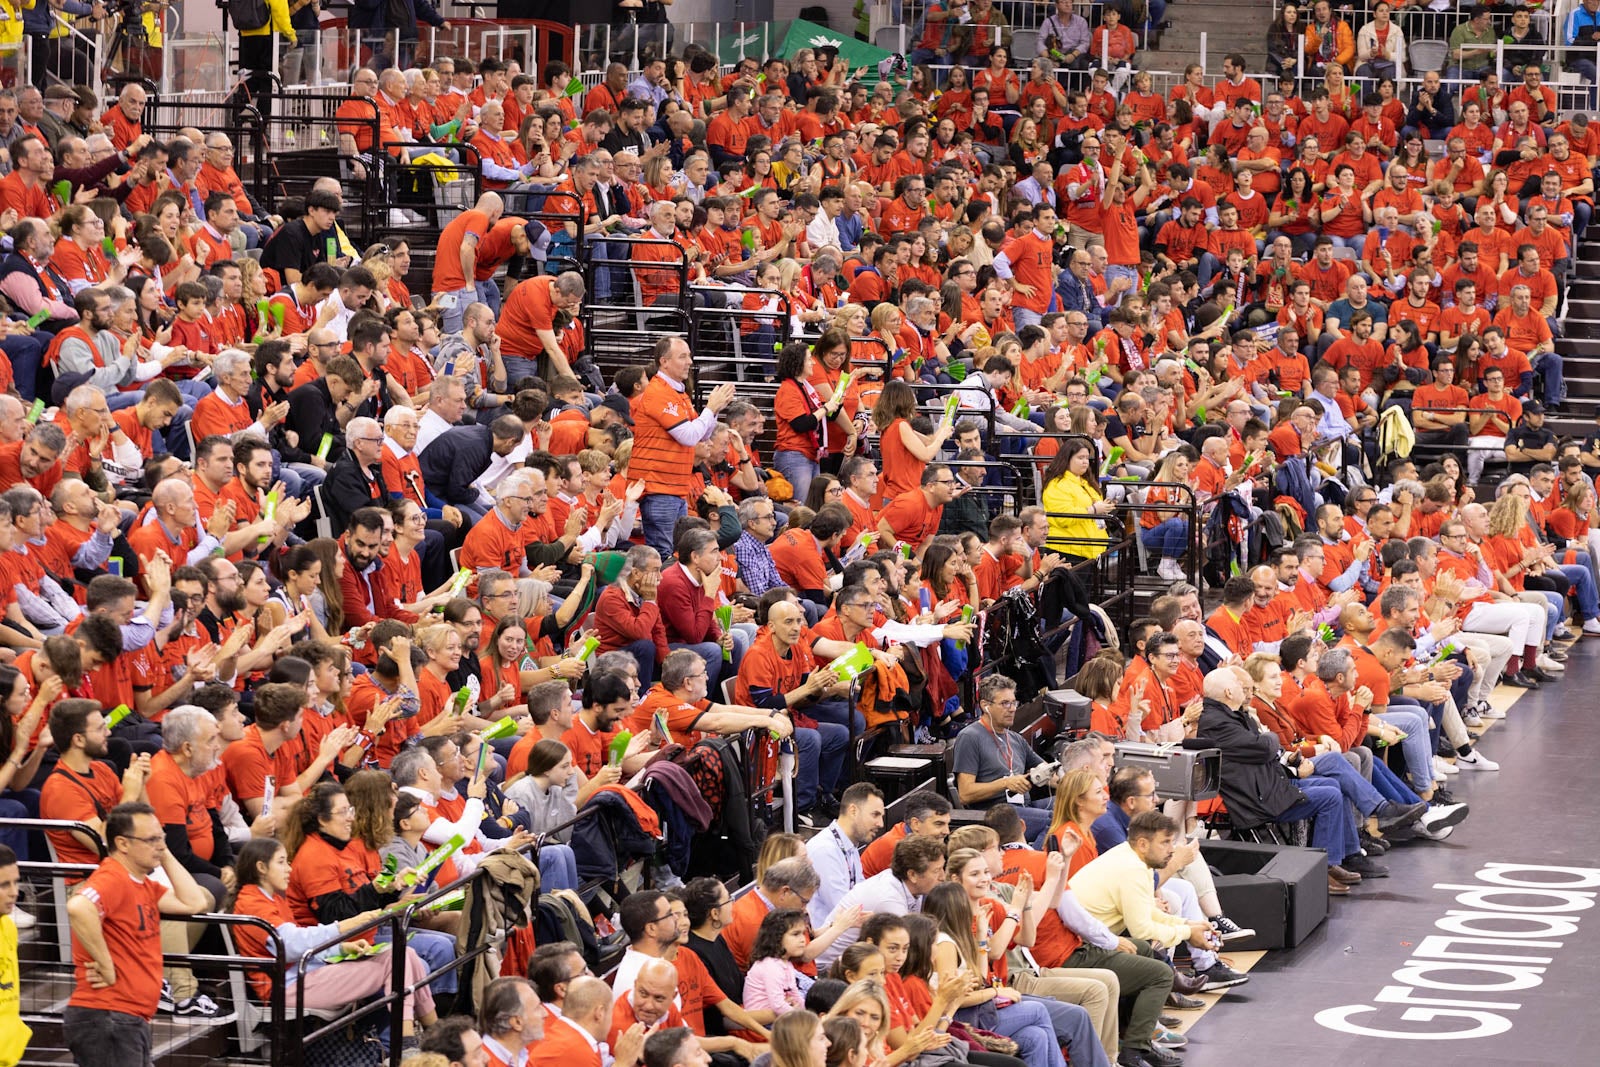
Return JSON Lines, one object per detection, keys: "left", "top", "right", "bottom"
{"left": 610, "top": 947, "right": 680, "bottom": 1005}
{"left": 806, "top": 211, "right": 841, "bottom": 251}
{"left": 805, "top": 822, "right": 863, "bottom": 928}
{"left": 815, "top": 870, "right": 919, "bottom": 971}
{"left": 415, "top": 407, "right": 455, "bottom": 456}
{"left": 315, "top": 288, "right": 357, "bottom": 343}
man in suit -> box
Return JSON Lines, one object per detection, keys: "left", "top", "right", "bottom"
{"left": 418, "top": 415, "right": 526, "bottom": 524}
{"left": 1194, "top": 666, "right": 1365, "bottom": 896}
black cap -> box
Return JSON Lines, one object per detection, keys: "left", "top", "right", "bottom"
{"left": 1524, "top": 401, "right": 1545, "bottom": 416}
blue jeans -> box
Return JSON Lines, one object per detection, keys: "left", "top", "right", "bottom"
{"left": 1310, "top": 751, "right": 1385, "bottom": 815}
{"left": 503, "top": 355, "right": 541, "bottom": 388}
{"left": 537, "top": 842, "right": 580, "bottom": 892}
{"left": 378, "top": 925, "right": 458, "bottom": 994}
{"left": 1140, "top": 517, "right": 1189, "bottom": 560}
{"left": 1019, "top": 800, "right": 1054, "bottom": 844}
{"left": 1011, "top": 307, "right": 1044, "bottom": 332}
{"left": 440, "top": 287, "right": 475, "bottom": 333}
{"left": 640, "top": 493, "right": 687, "bottom": 560}
{"left": 1279, "top": 775, "right": 1358, "bottom": 866}
{"left": 1375, "top": 706, "right": 1432, "bottom": 793}
{"left": 773, "top": 450, "right": 820, "bottom": 505}
{"left": 0, "top": 796, "right": 30, "bottom": 861}
{"left": 808, "top": 697, "right": 865, "bottom": 735}
{"left": 1103, "top": 263, "right": 1138, "bottom": 308}
{"left": 966, "top": 999, "right": 1064, "bottom": 1067}
{"left": 1533, "top": 350, "right": 1564, "bottom": 404}
{"left": 792, "top": 722, "right": 848, "bottom": 811}
{"left": 1549, "top": 563, "right": 1599, "bottom": 620}
{"left": 2, "top": 335, "right": 43, "bottom": 403}
{"left": 475, "top": 279, "right": 502, "bottom": 318}
{"left": 1369, "top": 755, "right": 1422, "bottom": 805}
{"left": 1023, "top": 994, "right": 1110, "bottom": 1067}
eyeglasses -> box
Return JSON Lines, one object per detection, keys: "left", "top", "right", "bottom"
{"left": 123, "top": 834, "right": 165, "bottom": 846}
{"left": 987, "top": 699, "right": 1019, "bottom": 710}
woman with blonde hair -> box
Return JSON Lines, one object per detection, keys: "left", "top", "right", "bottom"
{"left": 770, "top": 1010, "right": 832, "bottom": 1067}
{"left": 757, "top": 831, "right": 807, "bottom": 881}
{"left": 1045, "top": 768, "right": 1107, "bottom": 873}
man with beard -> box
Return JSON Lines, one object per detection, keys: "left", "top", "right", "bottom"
{"left": 145, "top": 706, "right": 231, "bottom": 908}
{"left": 953, "top": 672, "right": 1058, "bottom": 840}
{"left": 217, "top": 437, "right": 310, "bottom": 554}
{"left": 348, "top": 314, "right": 407, "bottom": 416}
{"left": 222, "top": 680, "right": 356, "bottom": 822}
{"left": 0, "top": 419, "right": 62, "bottom": 496}
{"left": 440, "top": 597, "right": 487, "bottom": 694}
{"left": 435, "top": 301, "right": 513, "bottom": 416}
{"left": 41, "top": 699, "right": 151, "bottom": 868}
{"left": 804, "top": 781, "right": 886, "bottom": 927}
{"left": 286, "top": 354, "right": 369, "bottom": 476}
{"left": 339, "top": 507, "right": 389, "bottom": 629}
{"left": 560, "top": 669, "right": 642, "bottom": 777}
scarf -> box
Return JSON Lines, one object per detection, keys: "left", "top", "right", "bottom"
{"left": 799, "top": 375, "right": 831, "bottom": 458}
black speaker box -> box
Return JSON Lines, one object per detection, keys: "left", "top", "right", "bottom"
{"left": 1200, "top": 839, "right": 1329, "bottom": 951}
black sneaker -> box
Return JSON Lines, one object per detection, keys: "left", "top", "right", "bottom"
{"left": 1374, "top": 800, "right": 1428, "bottom": 834}
{"left": 1196, "top": 961, "right": 1250, "bottom": 989}
{"left": 1344, "top": 852, "right": 1389, "bottom": 878}
{"left": 1359, "top": 833, "right": 1389, "bottom": 855}
{"left": 1211, "top": 914, "right": 1255, "bottom": 941}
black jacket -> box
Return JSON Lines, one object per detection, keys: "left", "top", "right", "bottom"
{"left": 418, "top": 423, "right": 495, "bottom": 507}
{"left": 324, "top": 457, "right": 389, "bottom": 531}
{"left": 285, "top": 378, "right": 345, "bottom": 467}
{"left": 1194, "top": 696, "right": 1305, "bottom": 829}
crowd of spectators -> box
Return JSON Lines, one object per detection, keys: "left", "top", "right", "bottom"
{"left": 0, "top": 9, "right": 1590, "bottom": 1067}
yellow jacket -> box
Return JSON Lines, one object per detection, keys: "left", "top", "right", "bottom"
{"left": 0, "top": 914, "right": 28, "bottom": 1067}
{"left": 1041, "top": 472, "right": 1112, "bottom": 559}
{"left": 241, "top": 0, "right": 296, "bottom": 43}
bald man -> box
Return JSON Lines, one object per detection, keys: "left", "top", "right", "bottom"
{"left": 609, "top": 960, "right": 684, "bottom": 1048}
{"left": 1195, "top": 668, "right": 1366, "bottom": 895}
{"left": 532, "top": 977, "right": 645, "bottom": 1067}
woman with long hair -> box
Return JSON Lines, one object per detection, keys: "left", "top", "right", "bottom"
{"left": 919, "top": 539, "right": 974, "bottom": 615}
{"left": 775, "top": 340, "right": 855, "bottom": 502}
{"left": 921, "top": 883, "right": 1087, "bottom": 1067}
{"left": 1045, "top": 768, "right": 1107, "bottom": 874}
{"left": 500, "top": 738, "right": 584, "bottom": 891}
{"left": 1269, "top": 167, "right": 1319, "bottom": 257}
{"left": 230, "top": 836, "right": 437, "bottom": 1028}
{"left": 770, "top": 1011, "right": 833, "bottom": 1067}
{"left": 1039, "top": 438, "right": 1114, "bottom": 561}
{"left": 1140, "top": 451, "right": 1194, "bottom": 581}
{"left": 872, "top": 379, "right": 954, "bottom": 501}
{"left": 1008, "top": 116, "right": 1045, "bottom": 170}
{"left": 280, "top": 780, "right": 458, "bottom": 996}
{"left": 305, "top": 537, "right": 346, "bottom": 636}
{"left": 804, "top": 473, "right": 845, "bottom": 513}
{"left": 756, "top": 831, "right": 807, "bottom": 882}
{"left": 481, "top": 615, "right": 533, "bottom": 708}
{"left": 1266, "top": 2, "right": 1301, "bottom": 79}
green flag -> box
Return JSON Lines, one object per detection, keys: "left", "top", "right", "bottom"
{"left": 713, "top": 24, "right": 784, "bottom": 68}
{"left": 776, "top": 19, "right": 896, "bottom": 87}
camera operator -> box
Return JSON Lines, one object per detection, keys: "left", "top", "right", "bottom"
{"left": 953, "top": 672, "right": 1059, "bottom": 842}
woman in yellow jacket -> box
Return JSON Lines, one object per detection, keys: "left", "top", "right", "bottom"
{"left": 1039, "top": 437, "right": 1116, "bottom": 563}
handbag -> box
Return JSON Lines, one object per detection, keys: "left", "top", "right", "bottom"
{"left": 945, "top": 1021, "right": 1020, "bottom": 1057}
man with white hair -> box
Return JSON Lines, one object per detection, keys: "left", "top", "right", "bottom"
{"left": 144, "top": 704, "right": 229, "bottom": 1015}
{"left": 323, "top": 416, "right": 389, "bottom": 529}
{"left": 191, "top": 348, "right": 289, "bottom": 444}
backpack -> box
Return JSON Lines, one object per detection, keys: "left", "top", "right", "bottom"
{"left": 227, "top": 0, "right": 270, "bottom": 32}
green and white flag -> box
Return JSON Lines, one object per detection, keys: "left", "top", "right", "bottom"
{"left": 775, "top": 19, "right": 897, "bottom": 87}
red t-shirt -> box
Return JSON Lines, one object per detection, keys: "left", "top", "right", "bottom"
{"left": 69, "top": 858, "right": 169, "bottom": 1017}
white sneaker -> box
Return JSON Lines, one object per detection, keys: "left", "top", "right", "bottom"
{"left": 1584, "top": 618, "right": 1600, "bottom": 636}
{"left": 388, "top": 208, "right": 413, "bottom": 227}
{"left": 1537, "top": 654, "right": 1566, "bottom": 673}
{"left": 9, "top": 906, "right": 33, "bottom": 930}
{"left": 1456, "top": 750, "right": 1499, "bottom": 771}
{"left": 1478, "top": 704, "right": 1505, "bottom": 720}
{"left": 1157, "top": 558, "right": 1186, "bottom": 581}
{"left": 1433, "top": 755, "right": 1459, "bottom": 776}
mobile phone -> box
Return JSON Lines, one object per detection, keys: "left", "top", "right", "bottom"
{"left": 262, "top": 775, "right": 276, "bottom": 807}
{"left": 108, "top": 556, "right": 124, "bottom": 578}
